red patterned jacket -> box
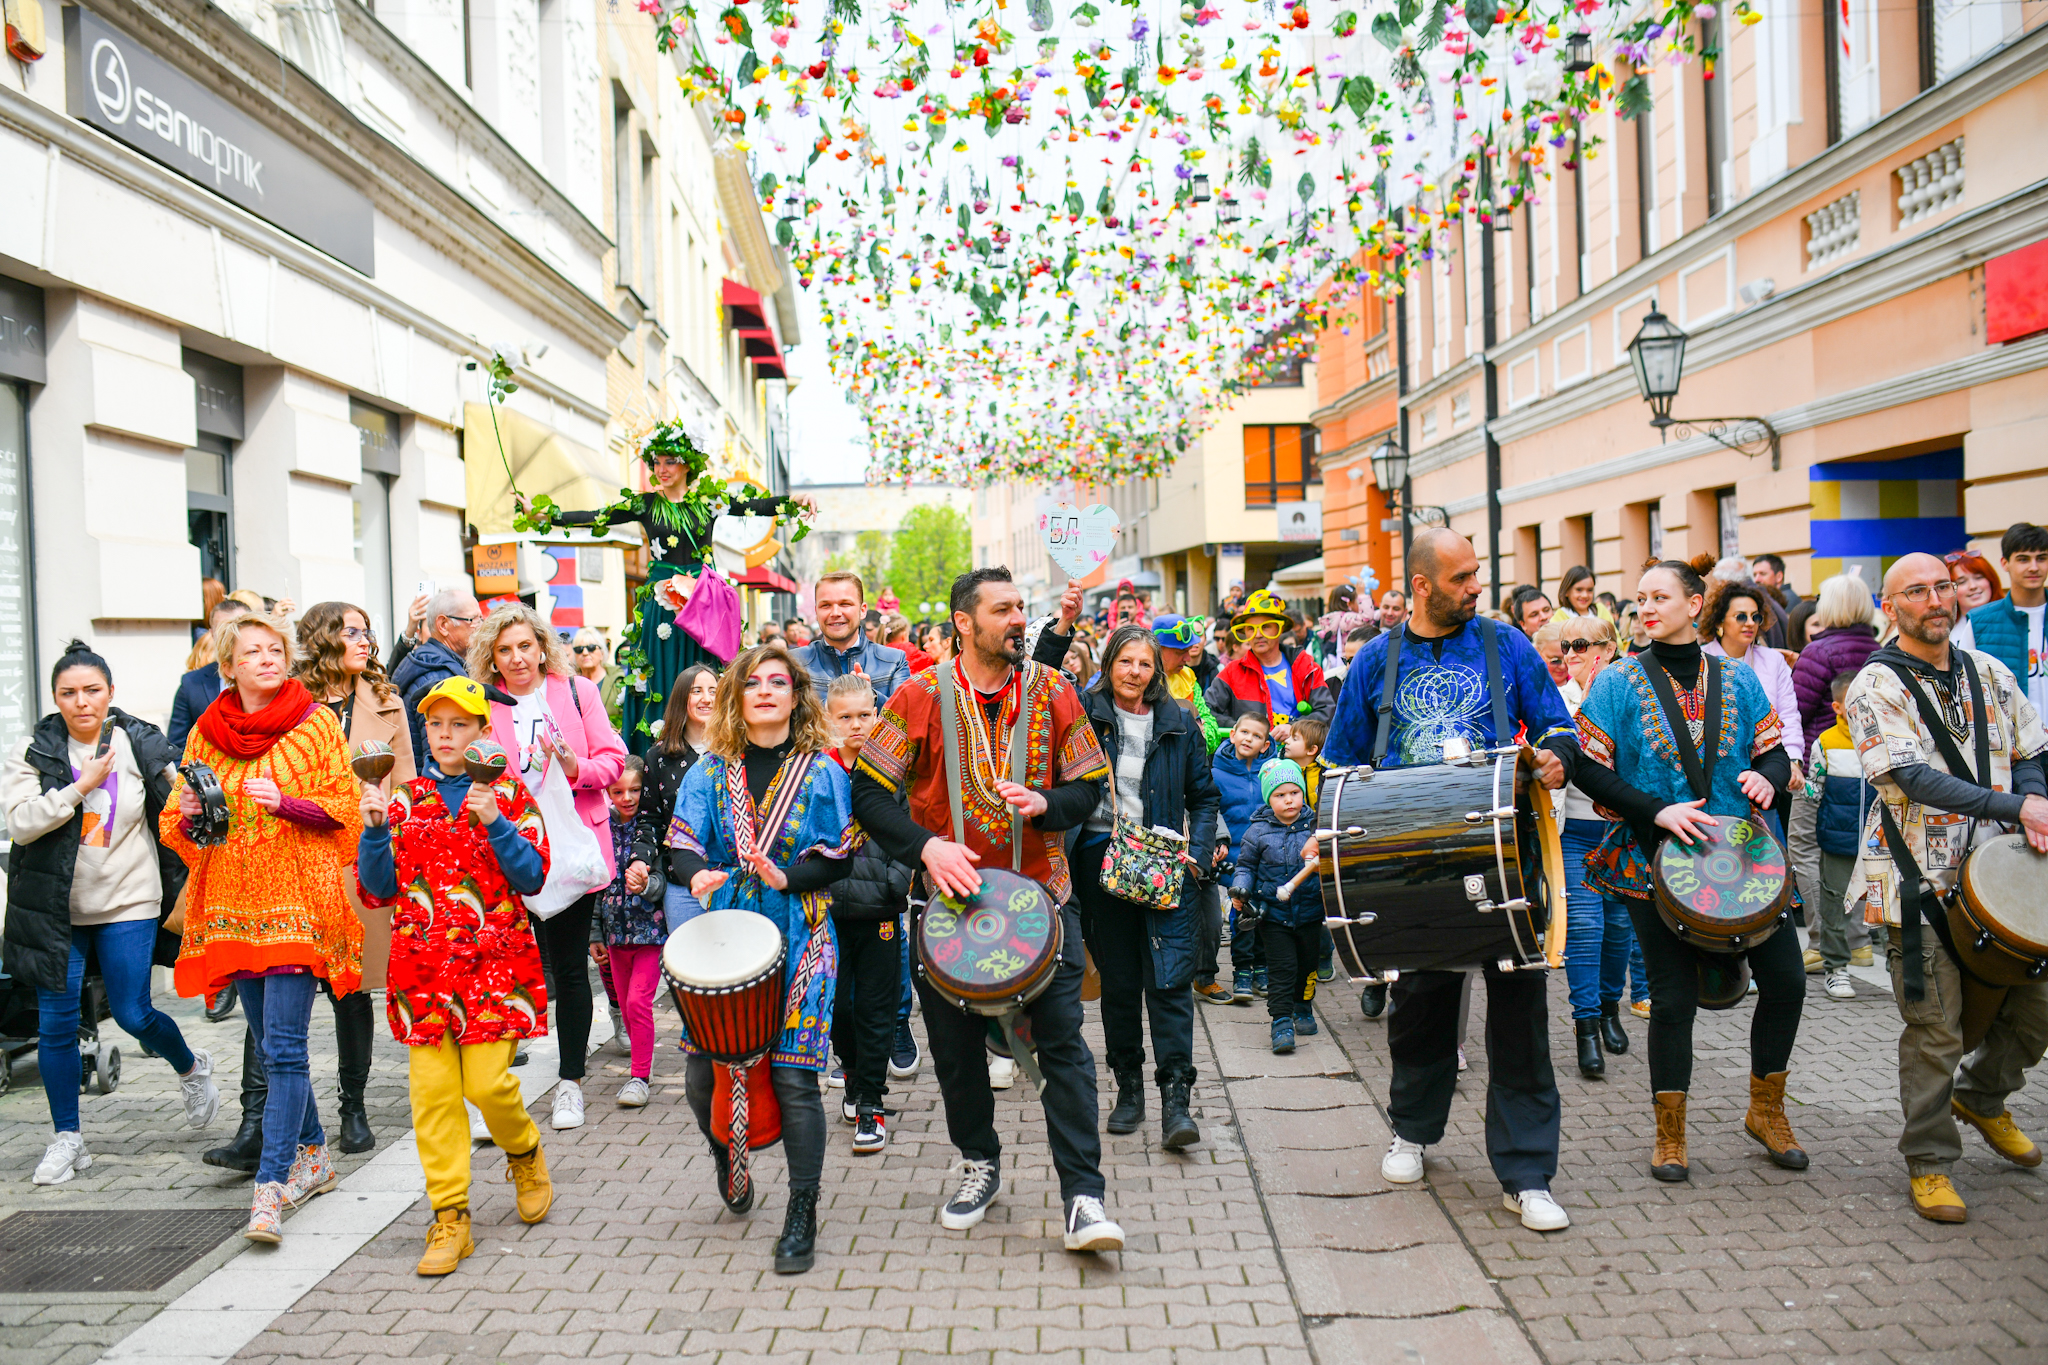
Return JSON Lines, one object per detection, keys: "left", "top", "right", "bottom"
{"left": 358, "top": 776, "right": 551, "bottom": 1047}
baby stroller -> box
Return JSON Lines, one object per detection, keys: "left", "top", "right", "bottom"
{"left": 0, "top": 952, "right": 121, "bottom": 1097}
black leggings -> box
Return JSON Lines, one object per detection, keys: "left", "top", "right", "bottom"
{"left": 530, "top": 894, "right": 597, "bottom": 1082}
{"left": 1622, "top": 897, "right": 1805, "bottom": 1094}
{"left": 684, "top": 1057, "right": 827, "bottom": 1191}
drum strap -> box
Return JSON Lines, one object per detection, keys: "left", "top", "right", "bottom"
{"left": 1369, "top": 619, "right": 1512, "bottom": 766}
{"left": 937, "top": 664, "right": 1030, "bottom": 873}
{"left": 1873, "top": 652, "right": 1993, "bottom": 1002}
{"left": 1638, "top": 653, "right": 1722, "bottom": 804}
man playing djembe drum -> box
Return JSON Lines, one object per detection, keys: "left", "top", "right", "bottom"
{"left": 1844, "top": 552, "right": 2048, "bottom": 1225}
{"left": 850, "top": 567, "right": 1127, "bottom": 1252}
{"left": 1325, "top": 529, "right": 1580, "bottom": 1233}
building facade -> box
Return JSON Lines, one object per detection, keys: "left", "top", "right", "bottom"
{"left": 1390, "top": 3, "right": 2047, "bottom": 605}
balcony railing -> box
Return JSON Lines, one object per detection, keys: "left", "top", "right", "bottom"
{"left": 1896, "top": 137, "right": 1964, "bottom": 227}
{"left": 1365, "top": 341, "right": 1393, "bottom": 381}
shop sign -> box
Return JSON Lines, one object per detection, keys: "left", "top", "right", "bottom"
{"left": 1277, "top": 501, "right": 1322, "bottom": 543}
{"left": 472, "top": 543, "right": 519, "bottom": 597}
{"left": 65, "top": 6, "right": 375, "bottom": 276}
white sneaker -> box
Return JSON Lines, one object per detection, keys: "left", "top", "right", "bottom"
{"left": 551, "top": 1080, "right": 585, "bottom": 1131}
{"left": 1505, "top": 1187, "right": 1570, "bottom": 1232}
{"left": 1063, "top": 1194, "right": 1125, "bottom": 1252}
{"left": 988, "top": 1056, "right": 1016, "bottom": 1091}
{"left": 33, "top": 1132, "right": 90, "bottom": 1186}
{"left": 841, "top": 1097, "right": 859, "bottom": 1124}
{"left": 1825, "top": 968, "right": 1856, "bottom": 1000}
{"left": 470, "top": 1106, "right": 493, "bottom": 1143}
{"left": 1456, "top": 1046, "right": 1468, "bottom": 1073}
{"left": 1381, "top": 1136, "right": 1426, "bottom": 1184}
{"left": 618, "top": 1077, "right": 650, "bottom": 1108}
{"left": 179, "top": 1050, "right": 221, "bottom": 1129}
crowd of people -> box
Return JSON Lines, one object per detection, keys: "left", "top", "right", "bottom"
{"left": 4, "top": 518, "right": 2043, "bottom": 1279}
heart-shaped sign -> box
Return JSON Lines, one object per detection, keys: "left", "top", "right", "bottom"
{"left": 1039, "top": 503, "right": 1120, "bottom": 579}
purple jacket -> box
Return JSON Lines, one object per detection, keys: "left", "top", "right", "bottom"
{"left": 1791, "top": 623, "right": 1879, "bottom": 747}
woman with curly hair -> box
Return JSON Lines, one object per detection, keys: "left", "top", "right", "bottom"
{"left": 1701, "top": 579, "right": 1804, "bottom": 767}
{"left": 162, "top": 615, "right": 364, "bottom": 1243}
{"left": 473, "top": 604, "right": 628, "bottom": 1132}
{"left": 530, "top": 421, "right": 813, "bottom": 750}
{"left": 666, "top": 642, "right": 856, "bottom": 1274}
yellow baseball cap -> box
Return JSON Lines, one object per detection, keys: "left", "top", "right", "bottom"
{"left": 416, "top": 677, "right": 492, "bottom": 719}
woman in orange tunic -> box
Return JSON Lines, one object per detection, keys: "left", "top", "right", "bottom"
{"left": 162, "top": 616, "right": 362, "bottom": 1244}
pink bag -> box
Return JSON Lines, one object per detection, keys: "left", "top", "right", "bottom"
{"left": 675, "top": 567, "right": 743, "bottom": 662}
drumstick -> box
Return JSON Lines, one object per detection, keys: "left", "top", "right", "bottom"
{"left": 1275, "top": 863, "right": 1318, "bottom": 902}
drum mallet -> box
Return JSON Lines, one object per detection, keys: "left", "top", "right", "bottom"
{"left": 1276, "top": 840, "right": 1322, "bottom": 902}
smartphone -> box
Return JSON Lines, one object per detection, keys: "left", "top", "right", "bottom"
{"left": 415, "top": 578, "right": 435, "bottom": 601}
{"left": 94, "top": 722, "right": 113, "bottom": 760}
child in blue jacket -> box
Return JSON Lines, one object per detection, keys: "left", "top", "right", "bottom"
{"left": 1231, "top": 760, "right": 1324, "bottom": 1053}
{"left": 1212, "top": 713, "right": 1275, "bottom": 1000}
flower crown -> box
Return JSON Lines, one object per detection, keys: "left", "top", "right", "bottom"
{"left": 640, "top": 418, "right": 715, "bottom": 475}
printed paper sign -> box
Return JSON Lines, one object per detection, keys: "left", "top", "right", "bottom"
{"left": 1039, "top": 504, "right": 1120, "bottom": 579}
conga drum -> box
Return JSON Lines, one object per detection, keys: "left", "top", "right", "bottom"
{"left": 1652, "top": 815, "right": 1790, "bottom": 953}
{"left": 916, "top": 868, "right": 1063, "bottom": 1091}
{"left": 661, "top": 910, "right": 786, "bottom": 1211}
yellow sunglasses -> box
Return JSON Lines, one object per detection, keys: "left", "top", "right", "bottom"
{"left": 1231, "top": 619, "right": 1284, "bottom": 642}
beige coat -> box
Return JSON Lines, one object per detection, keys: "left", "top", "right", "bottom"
{"left": 335, "top": 673, "right": 417, "bottom": 990}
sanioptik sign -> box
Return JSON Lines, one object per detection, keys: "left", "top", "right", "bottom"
{"left": 64, "top": 5, "right": 375, "bottom": 276}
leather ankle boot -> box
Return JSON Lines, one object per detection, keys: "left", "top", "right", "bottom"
{"left": 206, "top": 1029, "right": 266, "bottom": 1173}
{"left": 1652, "top": 1091, "right": 1689, "bottom": 1182}
{"left": 1159, "top": 1071, "right": 1199, "bottom": 1152}
{"left": 333, "top": 992, "right": 376, "bottom": 1154}
{"left": 1599, "top": 1000, "right": 1630, "bottom": 1055}
{"left": 1106, "top": 1067, "right": 1145, "bottom": 1135}
{"left": 773, "top": 1188, "right": 819, "bottom": 1274}
{"left": 1744, "top": 1071, "right": 1809, "bottom": 1170}
{"left": 1575, "top": 1018, "right": 1605, "bottom": 1079}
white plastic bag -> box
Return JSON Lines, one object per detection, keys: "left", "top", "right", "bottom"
{"left": 522, "top": 770, "right": 611, "bottom": 920}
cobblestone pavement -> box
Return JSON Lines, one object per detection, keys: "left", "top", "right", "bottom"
{"left": 4, "top": 936, "right": 2046, "bottom": 1365}
{"left": 0, "top": 984, "right": 418, "bottom": 1365}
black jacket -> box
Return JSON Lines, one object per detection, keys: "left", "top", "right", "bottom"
{"left": 834, "top": 763, "right": 914, "bottom": 923}
{"left": 1067, "top": 688, "right": 1220, "bottom": 988}
{"left": 636, "top": 742, "right": 704, "bottom": 856}
{"left": 4, "top": 710, "right": 188, "bottom": 992}
{"left": 166, "top": 665, "right": 223, "bottom": 758}
{"left": 390, "top": 638, "right": 468, "bottom": 760}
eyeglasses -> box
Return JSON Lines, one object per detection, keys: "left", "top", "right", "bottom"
{"left": 742, "top": 675, "right": 794, "bottom": 693}
{"left": 1232, "top": 620, "right": 1284, "bottom": 641}
{"left": 442, "top": 614, "right": 481, "bottom": 628}
{"left": 1727, "top": 611, "right": 1763, "bottom": 625}
{"left": 1154, "top": 619, "right": 1201, "bottom": 646}
{"left": 572, "top": 643, "right": 604, "bottom": 655}
{"left": 341, "top": 626, "right": 376, "bottom": 643}
{"left": 1887, "top": 580, "right": 1959, "bottom": 605}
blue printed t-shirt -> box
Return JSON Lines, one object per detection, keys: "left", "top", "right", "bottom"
{"left": 1263, "top": 657, "right": 1297, "bottom": 720}
{"left": 1324, "top": 619, "right": 1574, "bottom": 769}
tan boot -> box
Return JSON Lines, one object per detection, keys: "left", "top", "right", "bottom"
{"left": 1744, "top": 1071, "right": 1809, "bottom": 1170}
{"left": 416, "top": 1207, "right": 474, "bottom": 1276}
{"left": 1951, "top": 1099, "right": 2044, "bottom": 1168}
{"left": 505, "top": 1143, "right": 554, "bottom": 1224}
{"left": 1909, "top": 1173, "right": 1967, "bottom": 1224}
{"left": 1651, "top": 1092, "right": 1689, "bottom": 1182}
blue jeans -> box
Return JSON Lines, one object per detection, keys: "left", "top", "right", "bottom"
{"left": 237, "top": 973, "right": 324, "bottom": 1184}
{"left": 36, "top": 919, "right": 196, "bottom": 1134}
{"left": 1561, "top": 819, "right": 1647, "bottom": 1020}
{"left": 661, "top": 882, "right": 706, "bottom": 934}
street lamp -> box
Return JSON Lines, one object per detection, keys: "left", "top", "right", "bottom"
{"left": 1624, "top": 302, "right": 1782, "bottom": 469}
{"left": 1219, "top": 194, "right": 1241, "bottom": 225}
{"left": 1369, "top": 434, "right": 1447, "bottom": 529}
{"left": 1564, "top": 30, "right": 1594, "bottom": 73}
{"left": 1191, "top": 172, "right": 1212, "bottom": 204}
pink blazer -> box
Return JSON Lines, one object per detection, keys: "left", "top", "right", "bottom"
{"left": 488, "top": 671, "right": 629, "bottom": 879}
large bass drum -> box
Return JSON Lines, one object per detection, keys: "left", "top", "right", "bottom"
{"left": 1318, "top": 746, "right": 1567, "bottom": 978}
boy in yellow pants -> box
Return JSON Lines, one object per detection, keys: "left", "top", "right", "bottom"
{"left": 358, "top": 678, "right": 555, "bottom": 1275}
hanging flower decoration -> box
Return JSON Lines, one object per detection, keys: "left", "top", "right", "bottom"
{"left": 638, "top": 0, "right": 1741, "bottom": 485}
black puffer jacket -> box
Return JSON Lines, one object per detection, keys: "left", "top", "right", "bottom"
{"left": 4, "top": 710, "right": 188, "bottom": 992}
{"left": 635, "top": 742, "right": 705, "bottom": 853}
{"left": 834, "top": 763, "right": 913, "bottom": 923}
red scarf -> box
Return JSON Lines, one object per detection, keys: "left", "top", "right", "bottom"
{"left": 196, "top": 678, "right": 317, "bottom": 760}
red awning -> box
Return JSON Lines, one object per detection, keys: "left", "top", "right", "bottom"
{"left": 752, "top": 355, "right": 788, "bottom": 379}
{"left": 732, "top": 566, "right": 797, "bottom": 593}
{"left": 737, "top": 327, "right": 780, "bottom": 359}
{"left": 721, "top": 278, "right": 769, "bottom": 330}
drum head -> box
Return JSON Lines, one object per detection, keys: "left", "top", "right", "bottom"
{"left": 1963, "top": 834, "right": 2048, "bottom": 954}
{"left": 1655, "top": 817, "right": 1788, "bottom": 928}
{"left": 920, "top": 868, "right": 1059, "bottom": 999}
{"left": 663, "top": 909, "right": 785, "bottom": 988}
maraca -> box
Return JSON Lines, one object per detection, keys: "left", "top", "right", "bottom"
{"left": 461, "top": 740, "right": 510, "bottom": 826}
{"left": 350, "top": 739, "right": 396, "bottom": 786}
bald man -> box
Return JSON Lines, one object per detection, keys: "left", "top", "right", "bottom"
{"left": 1324, "top": 528, "right": 1579, "bottom": 1233}
{"left": 1843, "top": 551, "right": 2048, "bottom": 1226}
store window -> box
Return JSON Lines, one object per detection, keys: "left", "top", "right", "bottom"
{"left": 351, "top": 399, "right": 401, "bottom": 641}
{"left": 183, "top": 351, "right": 245, "bottom": 590}
{"left": 0, "top": 382, "right": 35, "bottom": 763}
{"left": 1716, "top": 488, "right": 1741, "bottom": 562}
{"left": 1243, "top": 424, "right": 1316, "bottom": 508}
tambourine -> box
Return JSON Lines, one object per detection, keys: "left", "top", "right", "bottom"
{"left": 180, "top": 762, "right": 231, "bottom": 846}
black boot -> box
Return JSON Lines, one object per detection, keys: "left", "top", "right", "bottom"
{"left": 711, "top": 1143, "right": 753, "bottom": 1215}
{"left": 205, "top": 1028, "right": 266, "bottom": 1173}
{"left": 773, "top": 1188, "right": 819, "bottom": 1274}
{"left": 1599, "top": 1000, "right": 1630, "bottom": 1055}
{"left": 1575, "top": 1018, "right": 1605, "bottom": 1079}
{"left": 1360, "top": 983, "right": 1388, "bottom": 1019}
{"left": 333, "top": 991, "right": 376, "bottom": 1154}
{"left": 1106, "top": 1066, "right": 1146, "bottom": 1135}
{"left": 1159, "top": 1069, "right": 1200, "bottom": 1152}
